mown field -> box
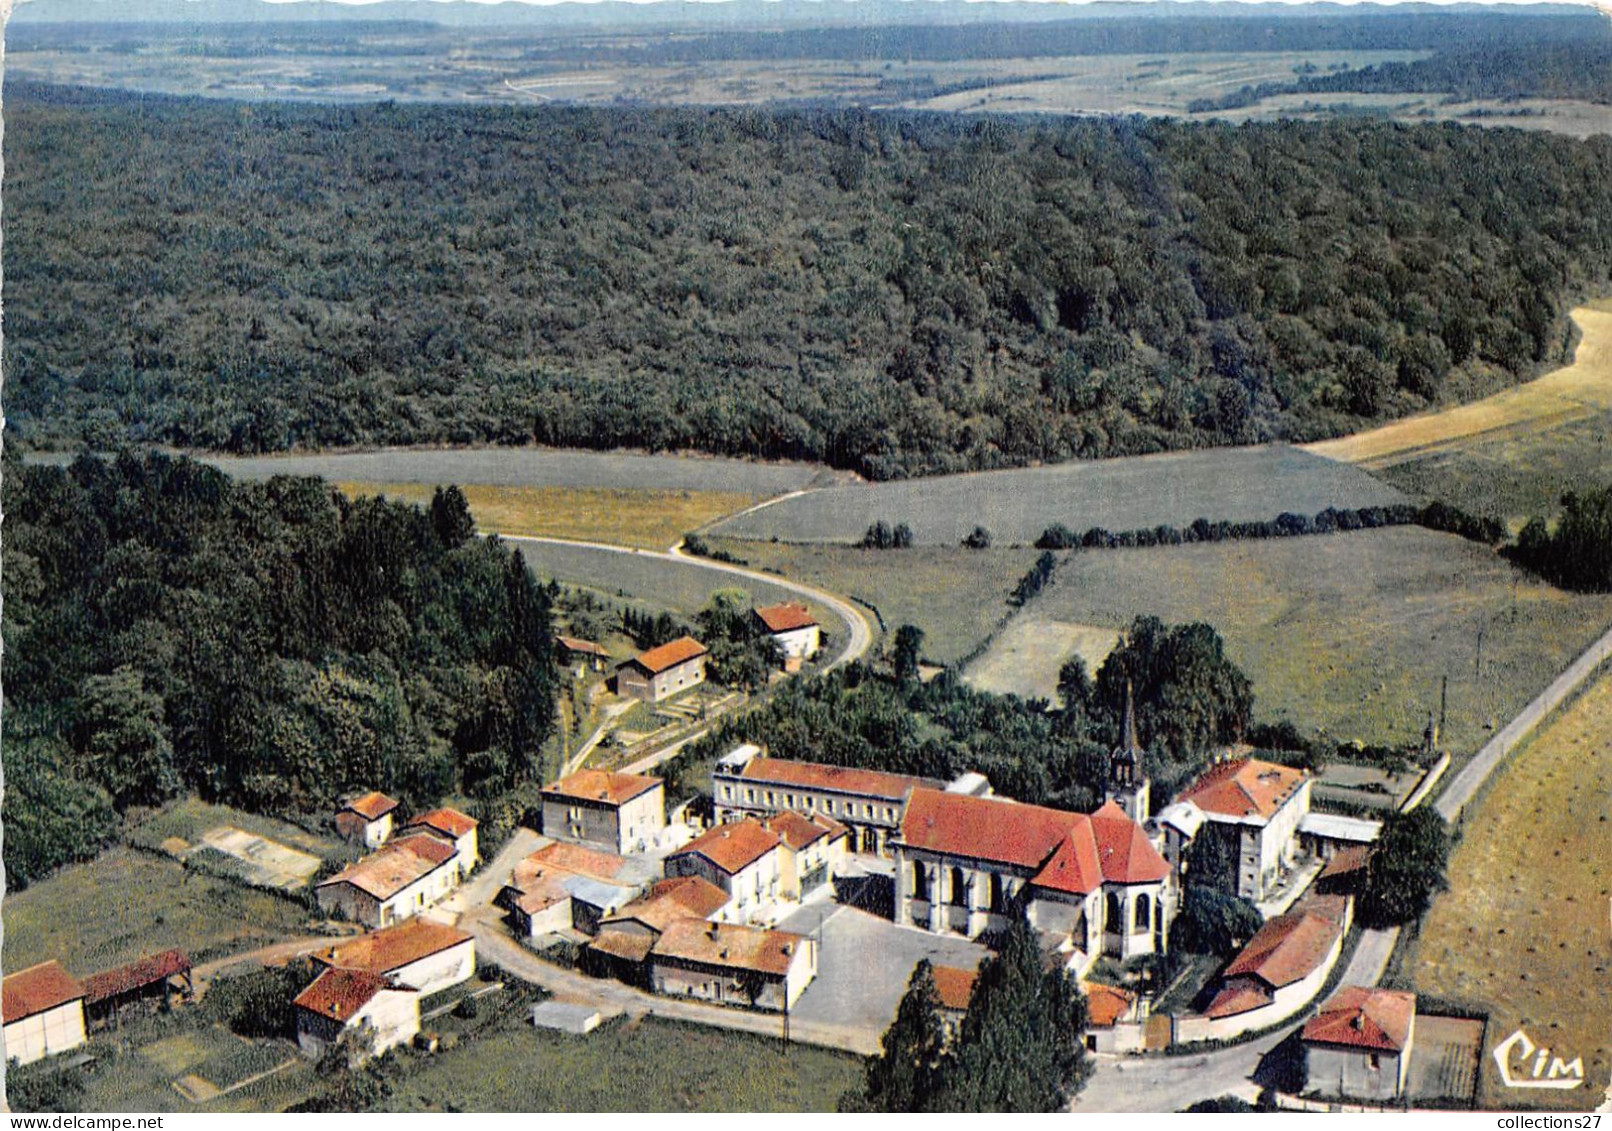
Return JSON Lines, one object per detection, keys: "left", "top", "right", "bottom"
{"left": 709, "top": 446, "right": 1406, "bottom": 547}
{"left": 708, "top": 538, "right": 1041, "bottom": 665}
{"left": 1014, "top": 526, "right": 1612, "bottom": 756}
{"left": 962, "top": 618, "right": 1120, "bottom": 705}
{"left": 126, "top": 798, "right": 345, "bottom": 863}
{"left": 337, "top": 481, "right": 760, "bottom": 551}
{"left": 1406, "top": 670, "right": 1612, "bottom": 1111}
{"left": 1, "top": 847, "right": 315, "bottom": 976}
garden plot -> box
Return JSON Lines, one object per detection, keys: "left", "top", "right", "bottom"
{"left": 191, "top": 826, "right": 322, "bottom": 892}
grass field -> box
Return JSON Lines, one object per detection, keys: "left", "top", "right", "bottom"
{"left": 710, "top": 538, "right": 1041, "bottom": 665}
{"left": 337, "top": 481, "right": 760, "bottom": 550}
{"left": 963, "top": 618, "right": 1120, "bottom": 704}
{"left": 128, "top": 798, "right": 344, "bottom": 862}
{"left": 709, "top": 445, "right": 1406, "bottom": 547}
{"left": 1405, "top": 670, "right": 1612, "bottom": 1111}
{"left": 1014, "top": 526, "right": 1612, "bottom": 756}
{"left": 378, "top": 1015, "right": 862, "bottom": 1112}
{"left": 1, "top": 847, "right": 315, "bottom": 975}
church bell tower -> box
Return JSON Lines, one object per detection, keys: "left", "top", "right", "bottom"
{"left": 1106, "top": 682, "right": 1152, "bottom": 823}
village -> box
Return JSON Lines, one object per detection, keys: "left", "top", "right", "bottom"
{"left": 3, "top": 598, "right": 1488, "bottom": 1111}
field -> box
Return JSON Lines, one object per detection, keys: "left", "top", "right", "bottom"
{"left": 963, "top": 619, "right": 1120, "bottom": 705}
{"left": 1011, "top": 526, "right": 1612, "bottom": 756}
{"left": 377, "top": 1015, "right": 862, "bottom": 1112}
{"left": 1404, "top": 670, "right": 1612, "bottom": 1111}
{"left": 709, "top": 538, "right": 1041, "bottom": 665}
{"left": 708, "top": 445, "right": 1407, "bottom": 547}
{"left": 337, "top": 481, "right": 761, "bottom": 551}
{"left": 128, "top": 798, "right": 344, "bottom": 862}
{"left": 1, "top": 847, "right": 316, "bottom": 975}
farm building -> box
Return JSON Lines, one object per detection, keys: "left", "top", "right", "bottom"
{"left": 556, "top": 635, "right": 610, "bottom": 676}
{"left": 499, "top": 841, "right": 644, "bottom": 939}
{"left": 1204, "top": 900, "right": 1347, "bottom": 1025}
{"left": 1313, "top": 844, "right": 1373, "bottom": 896}
{"left": 586, "top": 875, "right": 733, "bottom": 983}
{"left": 407, "top": 806, "right": 480, "bottom": 867}
{"left": 712, "top": 745, "right": 949, "bottom": 856}
{"left": 647, "top": 919, "right": 817, "bottom": 1012}
{"left": 1174, "top": 756, "right": 1313, "bottom": 901}
{"left": 313, "top": 920, "right": 475, "bottom": 997}
{"left": 293, "top": 968, "right": 419, "bottom": 1061}
{"left": 540, "top": 769, "right": 666, "bottom": 855}
{"left": 315, "top": 831, "right": 464, "bottom": 928}
{"left": 617, "top": 635, "right": 708, "bottom": 703}
{"left": 665, "top": 818, "right": 792, "bottom": 924}
{"left": 752, "top": 603, "right": 821, "bottom": 671}
{"left": 335, "top": 791, "right": 399, "bottom": 850}
{"left": 3, "top": 961, "right": 87, "bottom": 1067}
{"left": 82, "top": 950, "right": 192, "bottom": 1029}
{"left": 1303, "top": 986, "right": 1417, "bottom": 1101}
{"left": 1084, "top": 981, "right": 1143, "bottom": 1054}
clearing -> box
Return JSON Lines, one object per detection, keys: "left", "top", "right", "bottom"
{"left": 1013, "top": 526, "right": 1612, "bottom": 757}
{"left": 963, "top": 619, "right": 1120, "bottom": 705}
{"left": 708, "top": 445, "right": 1405, "bottom": 547}
{"left": 1405, "top": 669, "right": 1612, "bottom": 1111}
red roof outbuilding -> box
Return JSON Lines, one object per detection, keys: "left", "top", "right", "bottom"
{"left": 3, "top": 961, "right": 85, "bottom": 1024}
{"left": 1302, "top": 986, "right": 1416, "bottom": 1053}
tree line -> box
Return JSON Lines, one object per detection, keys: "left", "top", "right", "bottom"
{"left": 8, "top": 84, "right": 1612, "bottom": 479}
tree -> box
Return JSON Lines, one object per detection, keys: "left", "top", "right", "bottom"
{"left": 429, "top": 485, "right": 476, "bottom": 549}
{"left": 72, "top": 666, "right": 178, "bottom": 809}
{"left": 962, "top": 526, "right": 993, "bottom": 550}
{"left": 1359, "top": 807, "right": 1451, "bottom": 929}
{"left": 1171, "top": 884, "right": 1263, "bottom": 956}
{"left": 842, "top": 960, "right": 949, "bottom": 1112}
{"left": 892, "top": 523, "right": 915, "bottom": 549}
{"left": 1181, "top": 827, "right": 1240, "bottom": 896}
{"left": 892, "top": 624, "right": 925, "bottom": 684}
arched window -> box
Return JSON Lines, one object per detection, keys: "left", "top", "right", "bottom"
{"left": 1134, "top": 892, "right": 1152, "bottom": 933}
{"left": 1105, "top": 891, "right": 1123, "bottom": 933}
{"left": 950, "top": 867, "right": 969, "bottom": 907}
{"left": 913, "top": 862, "right": 931, "bottom": 902}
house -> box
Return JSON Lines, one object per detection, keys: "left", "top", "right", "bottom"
{"left": 892, "top": 788, "right": 1174, "bottom": 972}
{"left": 586, "top": 875, "right": 733, "bottom": 982}
{"left": 313, "top": 920, "right": 475, "bottom": 997}
{"left": 932, "top": 964, "right": 978, "bottom": 1042}
{"left": 1084, "top": 981, "right": 1143, "bottom": 1054}
{"left": 540, "top": 769, "right": 666, "bottom": 855}
{"left": 557, "top": 635, "right": 610, "bottom": 677}
{"left": 499, "top": 841, "right": 644, "bottom": 939}
{"left": 315, "top": 831, "right": 464, "bottom": 928}
{"left": 335, "top": 791, "right": 400, "bottom": 850}
{"left": 82, "top": 950, "right": 192, "bottom": 1029}
{"left": 407, "top": 807, "right": 480, "bottom": 868}
{"left": 1303, "top": 986, "right": 1417, "bottom": 1102}
{"left": 665, "top": 818, "right": 791, "bottom": 923}
{"left": 617, "top": 635, "right": 708, "bottom": 703}
{"left": 759, "top": 810, "right": 849, "bottom": 899}
{"left": 752, "top": 604, "right": 821, "bottom": 671}
{"left": 1175, "top": 756, "right": 1313, "bottom": 901}
{"left": 712, "top": 747, "right": 946, "bottom": 856}
{"left": 3, "top": 961, "right": 87, "bottom": 1067}
{"left": 1204, "top": 906, "right": 1344, "bottom": 1022}
{"left": 647, "top": 919, "right": 817, "bottom": 1012}
{"left": 293, "top": 968, "right": 419, "bottom": 1061}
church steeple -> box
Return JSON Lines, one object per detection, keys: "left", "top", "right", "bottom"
{"left": 1120, "top": 681, "right": 1141, "bottom": 759}
{"left": 1107, "top": 681, "right": 1150, "bottom": 822}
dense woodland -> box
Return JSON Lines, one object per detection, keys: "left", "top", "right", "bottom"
{"left": 0, "top": 450, "right": 559, "bottom": 888}
{"left": 7, "top": 84, "right": 1612, "bottom": 478}
{"left": 1512, "top": 484, "right": 1612, "bottom": 593}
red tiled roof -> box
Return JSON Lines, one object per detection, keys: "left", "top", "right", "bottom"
{"left": 762, "top": 810, "right": 847, "bottom": 851}
{"left": 342, "top": 791, "right": 399, "bottom": 821}
{"left": 623, "top": 635, "right": 708, "bottom": 675}
{"left": 1085, "top": 981, "right": 1136, "bottom": 1028}
{"left": 650, "top": 919, "right": 809, "bottom": 977}
{"left": 1222, "top": 911, "right": 1342, "bottom": 990}
{"left": 317, "top": 831, "right": 458, "bottom": 900}
{"left": 754, "top": 604, "right": 818, "bottom": 633}
{"left": 903, "top": 789, "right": 1103, "bottom": 894}
{"left": 3, "top": 961, "right": 85, "bottom": 1023}
{"left": 1296, "top": 892, "right": 1353, "bottom": 927}
{"left": 524, "top": 841, "right": 629, "bottom": 882}
{"left": 1206, "top": 982, "right": 1274, "bottom": 1019}
{"left": 1090, "top": 801, "right": 1171, "bottom": 885}
{"left": 409, "top": 806, "right": 478, "bottom": 838}
{"left": 587, "top": 929, "right": 656, "bottom": 964}
{"left": 604, "top": 877, "right": 731, "bottom": 935}
{"left": 736, "top": 758, "right": 936, "bottom": 801}
{"left": 1303, "top": 986, "right": 1416, "bottom": 1053}
{"left": 931, "top": 964, "right": 978, "bottom": 1013}
{"left": 1178, "top": 757, "right": 1309, "bottom": 822}
{"left": 670, "top": 819, "right": 783, "bottom": 875}
{"left": 1318, "top": 845, "right": 1372, "bottom": 881}
{"left": 542, "top": 769, "right": 663, "bottom": 808}
{"left": 314, "top": 920, "right": 471, "bottom": 978}
{"left": 1030, "top": 830, "right": 1105, "bottom": 896}
{"left": 557, "top": 635, "right": 608, "bottom": 656}
{"left": 82, "top": 950, "right": 191, "bottom": 1006}
{"left": 293, "top": 968, "right": 413, "bottom": 1023}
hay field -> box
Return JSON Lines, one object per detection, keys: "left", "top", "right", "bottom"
{"left": 1407, "top": 671, "right": 1612, "bottom": 1111}
{"left": 1017, "top": 526, "right": 1612, "bottom": 756}
{"left": 710, "top": 445, "right": 1405, "bottom": 547}
{"left": 963, "top": 619, "right": 1121, "bottom": 704}
{"left": 337, "top": 481, "right": 759, "bottom": 550}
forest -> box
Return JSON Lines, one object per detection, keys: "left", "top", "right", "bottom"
{"left": 0, "top": 449, "right": 559, "bottom": 888}
{"left": 6, "top": 84, "right": 1612, "bottom": 478}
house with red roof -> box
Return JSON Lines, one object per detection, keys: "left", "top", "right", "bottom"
{"left": 1303, "top": 986, "right": 1417, "bottom": 1101}
{"left": 665, "top": 817, "right": 792, "bottom": 923}
{"left": 892, "top": 788, "right": 1175, "bottom": 971}
{"left": 617, "top": 635, "right": 708, "bottom": 703}
{"left": 752, "top": 603, "right": 821, "bottom": 671}
{"left": 498, "top": 840, "right": 645, "bottom": 939}
{"left": 541, "top": 769, "right": 667, "bottom": 855}
{"left": 315, "top": 830, "right": 465, "bottom": 929}
{"left": 312, "top": 919, "right": 475, "bottom": 998}
{"left": 646, "top": 919, "right": 817, "bottom": 1012}
{"left": 3, "top": 961, "right": 87, "bottom": 1066}
{"left": 293, "top": 968, "right": 419, "bottom": 1061}
{"left": 1200, "top": 905, "right": 1345, "bottom": 1033}
{"left": 1174, "top": 755, "right": 1313, "bottom": 901}
{"left": 335, "top": 791, "right": 400, "bottom": 850}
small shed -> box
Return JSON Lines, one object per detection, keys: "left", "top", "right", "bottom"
{"left": 82, "top": 950, "right": 193, "bottom": 1029}
{"left": 530, "top": 1001, "right": 603, "bottom": 1035}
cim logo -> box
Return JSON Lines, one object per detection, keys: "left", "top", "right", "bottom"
{"left": 1492, "top": 1028, "right": 1586, "bottom": 1090}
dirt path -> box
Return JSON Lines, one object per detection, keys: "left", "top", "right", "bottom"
{"left": 1304, "top": 304, "right": 1612, "bottom": 467}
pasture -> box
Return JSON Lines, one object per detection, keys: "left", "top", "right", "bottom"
{"left": 1405, "top": 670, "right": 1612, "bottom": 1111}
{"left": 336, "top": 481, "right": 760, "bottom": 550}
{"left": 1014, "top": 526, "right": 1612, "bottom": 757}
{"left": 1, "top": 847, "right": 315, "bottom": 976}
{"left": 708, "top": 445, "right": 1406, "bottom": 547}
{"left": 963, "top": 619, "right": 1120, "bottom": 705}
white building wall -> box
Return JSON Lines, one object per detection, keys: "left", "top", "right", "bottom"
{"left": 3, "top": 1002, "right": 87, "bottom": 1067}
{"left": 389, "top": 939, "right": 476, "bottom": 997}
{"left": 1306, "top": 1044, "right": 1409, "bottom": 1101}
{"left": 772, "top": 625, "right": 821, "bottom": 661}
{"left": 617, "top": 787, "right": 667, "bottom": 854}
